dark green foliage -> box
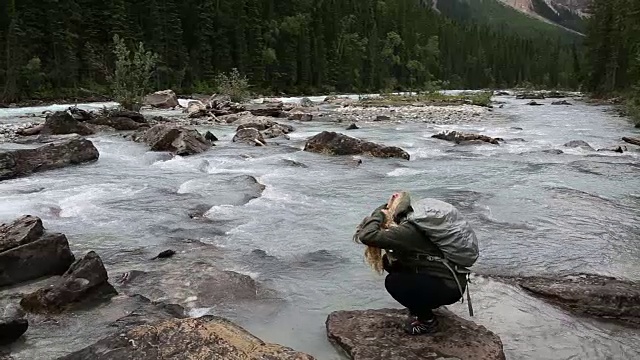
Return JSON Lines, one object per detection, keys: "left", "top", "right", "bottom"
{"left": 0, "top": 0, "right": 583, "bottom": 102}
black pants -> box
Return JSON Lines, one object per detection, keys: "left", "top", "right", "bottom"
{"left": 385, "top": 272, "right": 462, "bottom": 321}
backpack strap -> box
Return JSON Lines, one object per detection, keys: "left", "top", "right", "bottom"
{"left": 415, "top": 254, "right": 474, "bottom": 317}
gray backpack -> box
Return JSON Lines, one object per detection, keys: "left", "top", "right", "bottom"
{"left": 406, "top": 198, "right": 479, "bottom": 268}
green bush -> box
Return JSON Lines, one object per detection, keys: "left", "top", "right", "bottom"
{"left": 109, "top": 34, "right": 158, "bottom": 110}
{"left": 215, "top": 68, "right": 250, "bottom": 102}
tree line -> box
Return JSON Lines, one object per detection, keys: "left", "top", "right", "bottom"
{"left": 1, "top": 0, "right": 584, "bottom": 102}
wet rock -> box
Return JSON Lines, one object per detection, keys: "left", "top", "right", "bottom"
{"left": 346, "top": 123, "right": 359, "bottom": 130}
{"left": 0, "top": 137, "right": 99, "bottom": 180}
{"left": 41, "top": 111, "right": 94, "bottom": 136}
{"left": 0, "top": 303, "right": 28, "bottom": 345}
{"left": 500, "top": 273, "right": 640, "bottom": 328}
{"left": 564, "top": 140, "right": 595, "bottom": 151}
{"left": 262, "top": 124, "right": 293, "bottom": 139}
{"left": 233, "top": 128, "right": 266, "bottom": 146}
{"left": 542, "top": 149, "right": 564, "bottom": 155}
{"left": 375, "top": 115, "right": 391, "bottom": 121}
{"left": 152, "top": 250, "right": 176, "bottom": 260}
{"left": 300, "top": 97, "right": 314, "bottom": 107}
{"left": 245, "top": 102, "right": 285, "bottom": 117}
{"left": 140, "top": 124, "right": 212, "bottom": 156}
{"left": 510, "top": 127, "right": 523, "bottom": 130}
{"left": 546, "top": 90, "right": 569, "bottom": 98}
{"left": 20, "top": 251, "right": 117, "bottom": 313}
{"left": 516, "top": 92, "right": 545, "bottom": 100}
{"left": 304, "top": 131, "right": 410, "bottom": 160}
{"left": 107, "top": 110, "right": 146, "bottom": 123}
{"left": 0, "top": 216, "right": 75, "bottom": 287}
{"left": 597, "top": 145, "right": 626, "bottom": 153}
{"left": 326, "top": 308, "right": 505, "bottom": 360}
{"left": 58, "top": 316, "right": 314, "bottom": 360}
{"left": 288, "top": 112, "right": 313, "bottom": 121}
{"left": 67, "top": 107, "right": 93, "bottom": 122}
{"left": 282, "top": 159, "right": 308, "bottom": 168}
{"left": 144, "top": 89, "right": 179, "bottom": 109}
{"left": 87, "top": 117, "right": 147, "bottom": 131}
{"left": 526, "top": 101, "right": 543, "bottom": 106}
{"left": 495, "top": 91, "right": 510, "bottom": 96}
{"left": 622, "top": 136, "right": 640, "bottom": 147}
{"left": 204, "top": 131, "right": 218, "bottom": 142}
{"left": 551, "top": 100, "right": 573, "bottom": 105}
{"left": 236, "top": 117, "right": 283, "bottom": 131}
{"left": 432, "top": 130, "right": 502, "bottom": 145}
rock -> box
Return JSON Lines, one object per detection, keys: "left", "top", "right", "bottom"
{"left": 597, "top": 145, "right": 626, "bottom": 153}
{"left": 326, "top": 308, "right": 505, "bottom": 360}
{"left": 622, "top": 136, "right": 640, "bottom": 147}
{"left": 87, "top": 117, "right": 147, "bottom": 131}
{"left": 20, "top": 251, "right": 117, "bottom": 313}
{"left": 526, "top": 101, "right": 543, "bottom": 106}
{"left": 58, "top": 316, "right": 314, "bottom": 360}
{"left": 41, "top": 111, "right": 94, "bottom": 136}
{"left": 233, "top": 128, "right": 266, "bottom": 146}
{"left": 0, "top": 317, "right": 28, "bottom": 346}
{"left": 144, "top": 89, "right": 179, "bottom": 109}
{"left": 262, "top": 124, "right": 293, "bottom": 139}
{"left": 542, "top": 149, "right": 564, "bottom": 155}
{"left": 16, "top": 124, "right": 44, "bottom": 136}
{"left": 288, "top": 112, "right": 313, "bottom": 121}
{"left": 346, "top": 123, "right": 359, "bottom": 130}
{"left": 152, "top": 250, "right": 176, "bottom": 260}
{"left": 140, "top": 125, "right": 212, "bottom": 156}
{"left": 0, "top": 137, "right": 99, "bottom": 181}
{"left": 375, "top": 115, "right": 391, "bottom": 121}
{"left": 107, "top": 110, "right": 146, "bottom": 123}
{"left": 204, "top": 131, "right": 218, "bottom": 142}
{"left": 300, "top": 97, "right": 314, "bottom": 107}
{"left": 510, "top": 127, "right": 523, "bottom": 130}
{"left": 551, "top": 100, "right": 573, "bottom": 105}
{"left": 236, "top": 117, "right": 280, "bottom": 131}
{"left": 546, "top": 90, "right": 569, "bottom": 98}
{"left": 500, "top": 273, "right": 640, "bottom": 328}
{"left": 186, "top": 100, "right": 206, "bottom": 114}
{"left": 0, "top": 216, "right": 75, "bottom": 287}
{"left": 516, "top": 92, "right": 545, "bottom": 100}
{"left": 304, "top": 131, "right": 410, "bottom": 160}
{"left": 432, "top": 131, "right": 502, "bottom": 145}
{"left": 245, "top": 103, "right": 285, "bottom": 117}
{"left": 67, "top": 107, "right": 94, "bottom": 122}
{"left": 564, "top": 140, "right": 594, "bottom": 151}
{"left": 282, "top": 159, "right": 308, "bottom": 168}
{"left": 495, "top": 91, "right": 510, "bottom": 96}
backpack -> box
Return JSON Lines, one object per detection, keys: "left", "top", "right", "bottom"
{"left": 406, "top": 198, "right": 479, "bottom": 268}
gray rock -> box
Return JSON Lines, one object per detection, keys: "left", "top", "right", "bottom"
{"left": 346, "top": 123, "right": 359, "bottom": 130}
{"left": 233, "top": 128, "right": 266, "bottom": 146}
{"left": 304, "top": 131, "right": 410, "bottom": 160}
{"left": 526, "top": 101, "right": 543, "bottom": 106}
{"left": 0, "top": 137, "right": 99, "bottom": 180}
{"left": 20, "top": 251, "right": 117, "bottom": 313}
{"left": 432, "top": 131, "right": 502, "bottom": 145}
{"left": 87, "top": 117, "right": 147, "bottom": 131}
{"left": 326, "top": 308, "right": 505, "bottom": 360}
{"left": 375, "top": 115, "right": 391, "bottom": 121}
{"left": 140, "top": 125, "right": 212, "bottom": 156}
{"left": 144, "top": 90, "right": 179, "bottom": 109}
{"left": 41, "top": 111, "right": 94, "bottom": 136}
{"left": 300, "top": 97, "right": 314, "bottom": 107}
{"left": 288, "top": 112, "right": 313, "bottom": 121}
{"left": 597, "top": 145, "right": 626, "bottom": 153}
{"left": 551, "top": 100, "right": 573, "bottom": 105}
{"left": 564, "top": 140, "right": 595, "bottom": 151}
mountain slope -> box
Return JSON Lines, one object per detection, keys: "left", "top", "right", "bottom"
{"left": 499, "top": 0, "right": 589, "bottom": 33}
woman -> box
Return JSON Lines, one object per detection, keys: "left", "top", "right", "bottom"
{"left": 354, "top": 192, "right": 468, "bottom": 335}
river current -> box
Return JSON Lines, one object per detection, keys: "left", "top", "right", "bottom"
{"left": 1, "top": 94, "right": 639, "bottom": 359}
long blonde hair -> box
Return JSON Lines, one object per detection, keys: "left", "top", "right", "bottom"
{"left": 354, "top": 192, "right": 407, "bottom": 274}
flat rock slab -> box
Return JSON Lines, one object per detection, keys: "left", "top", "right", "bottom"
{"left": 58, "top": 316, "right": 314, "bottom": 360}
{"left": 326, "top": 308, "right": 505, "bottom": 360}
{"left": 503, "top": 273, "right": 640, "bottom": 328}
{"left": 432, "top": 131, "right": 502, "bottom": 145}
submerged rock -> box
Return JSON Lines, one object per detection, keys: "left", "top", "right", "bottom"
{"left": 0, "top": 137, "right": 99, "bottom": 180}
{"left": 564, "top": 140, "right": 595, "bottom": 151}
{"left": 304, "top": 131, "right": 410, "bottom": 160}
{"left": 58, "top": 316, "right": 314, "bottom": 360}
{"left": 326, "top": 308, "right": 505, "bottom": 360}
{"left": 526, "top": 101, "right": 543, "bottom": 106}
{"left": 140, "top": 124, "right": 212, "bottom": 156}
{"left": 144, "top": 89, "right": 179, "bottom": 109}
{"left": 41, "top": 111, "right": 94, "bottom": 136}
{"left": 551, "top": 100, "right": 573, "bottom": 106}
{"left": 21, "top": 251, "right": 117, "bottom": 313}
{"left": 499, "top": 273, "right": 640, "bottom": 328}
{"left": 0, "top": 216, "right": 75, "bottom": 287}
{"left": 346, "top": 123, "right": 359, "bottom": 130}
{"left": 432, "top": 130, "right": 502, "bottom": 145}
{"left": 597, "top": 145, "right": 626, "bottom": 153}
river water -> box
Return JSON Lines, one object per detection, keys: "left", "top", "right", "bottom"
{"left": 1, "top": 94, "right": 640, "bottom": 359}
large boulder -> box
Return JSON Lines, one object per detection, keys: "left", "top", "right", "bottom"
{"left": 41, "top": 111, "right": 94, "bottom": 136}
{"left": 233, "top": 128, "right": 266, "bottom": 146}
{"left": 0, "top": 137, "right": 100, "bottom": 180}
{"left": 432, "top": 131, "right": 502, "bottom": 145}
{"left": 140, "top": 124, "right": 212, "bottom": 156}
{"left": 21, "top": 251, "right": 117, "bottom": 313}
{"left": 67, "top": 107, "right": 94, "bottom": 122}
{"left": 58, "top": 316, "right": 314, "bottom": 360}
{"left": 499, "top": 273, "right": 640, "bottom": 328}
{"left": 107, "top": 110, "right": 147, "bottom": 123}
{"left": 326, "top": 308, "right": 505, "bottom": 360}
{"left": 87, "top": 117, "right": 148, "bottom": 131}
{"left": 0, "top": 303, "right": 28, "bottom": 345}
{"left": 0, "top": 216, "right": 75, "bottom": 287}
{"left": 304, "top": 131, "right": 410, "bottom": 160}
{"left": 144, "top": 90, "right": 179, "bottom": 109}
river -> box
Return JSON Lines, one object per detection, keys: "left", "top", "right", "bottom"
{"left": 1, "top": 93, "right": 639, "bottom": 359}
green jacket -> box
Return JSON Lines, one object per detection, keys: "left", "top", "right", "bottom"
{"left": 357, "top": 206, "right": 467, "bottom": 291}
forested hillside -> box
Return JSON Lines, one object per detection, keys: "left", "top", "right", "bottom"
{"left": 0, "top": 0, "right": 583, "bottom": 102}
{"left": 584, "top": 0, "right": 640, "bottom": 122}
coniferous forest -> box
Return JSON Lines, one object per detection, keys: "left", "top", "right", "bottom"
{"left": 0, "top": 0, "right": 585, "bottom": 102}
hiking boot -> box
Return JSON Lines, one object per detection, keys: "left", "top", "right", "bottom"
{"left": 404, "top": 316, "right": 439, "bottom": 335}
